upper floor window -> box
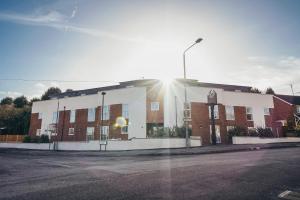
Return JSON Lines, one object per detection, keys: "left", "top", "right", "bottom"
{"left": 122, "top": 104, "right": 129, "bottom": 118}
{"left": 88, "top": 108, "right": 96, "bottom": 122}
{"left": 38, "top": 113, "right": 43, "bottom": 120}
{"left": 246, "top": 107, "right": 253, "bottom": 121}
{"left": 209, "top": 105, "right": 219, "bottom": 119}
{"left": 101, "top": 105, "right": 110, "bottom": 120}
{"left": 86, "top": 127, "right": 95, "bottom": 141}
{"left": 70, "top": 110, "right": 76, "bottom": 123}
{"left": 225, "top": 106, "right": 235, "bottom": 120}
{"left": 151, "top": 102, "right": 160, "bottom": 111}
{"left": 52, "top": 112, "right": 58, "bottom": 123}
{"left": 264, "top": 108, "right": 270, "bottom": 115}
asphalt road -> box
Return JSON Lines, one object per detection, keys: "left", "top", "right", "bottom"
{"left": 0, "top": 148, "right": 300, "bottom": 200}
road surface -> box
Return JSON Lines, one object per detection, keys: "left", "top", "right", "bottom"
{"left": 0, "top": 147, "right": 300, "bottom": 200}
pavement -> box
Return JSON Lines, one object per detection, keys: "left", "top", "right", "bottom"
{"left": 1, "top": 142, "right": 300, "bottom": 157}
{"left": 0, "top": 145, "right": 300, "bottom": 199}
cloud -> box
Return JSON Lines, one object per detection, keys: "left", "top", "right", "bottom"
{"left": 0, "top": 10, "right": 158, "bottom": 45}
{"left": 231, "top": 56, "right": 300, "bottom": 93}
{"left": 34, "top": 82, "right": 46, "bottom": 89}
{"left": 0, "top": 91, "right": 23, "bottom": 98}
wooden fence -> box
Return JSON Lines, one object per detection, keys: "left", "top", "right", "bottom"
{"left": 0, "top": 135, "right": 25, "bottom": 143}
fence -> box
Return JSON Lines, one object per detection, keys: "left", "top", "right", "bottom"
{"left": 0, "top": 135, "right": 24, "bottom": 143}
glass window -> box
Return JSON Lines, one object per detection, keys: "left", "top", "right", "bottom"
{"left": 209, "top": 105, "right": 219, "bottom": 119}
{"left": 70, "top": 110, "right": 76, "bottom": 123}
{"left": 86, "top": 127, "right": 94, "bottom": 141}
{"left": 246, "top": 107, "right": 253, "bottom": 121}
{"left": 264, "top": 108, "right": 270, "bottom": 115}
{"left": 100, "top": 126, "right": 109, "bottom": 140}
{"left": 38, "top": 113, "right": 43, "bottom": 120}
{"left": 101, "top": 105, "right": 110, "bottom": 120}
{"left": 68, "top": 128, "right": 75, "bottom": 135}
{"left": 121, "top": 126, "right": 128, "bottom": 134}
{"left": 122, "top": 104, "right": 129, "bottom": 118}
{"left": 151, "top": 102, "right": 160, "bottom": 111}
{"left": 210, "top": 125, "right": 221, "bottom": 143}
{"left": 296, "top": 105, "right": 300, "bottom": 114}
{"left": 227, "top": 126, "right": 234, "bottom": 132}
{"left": 225, "top": 106, "right": 235, "bottom": 120}
{"left": 88, "top": 108, "right": 96, "bottom": 122}
{"left": 52, "top": 112, "right": 58, "bottom": 123}
{"left": 36, "top": 129, "right": 41, "bottom": 136}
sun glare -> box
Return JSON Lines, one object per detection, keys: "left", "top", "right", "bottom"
{"left": 160, "top": 77, "right": 174, "bottom": 86}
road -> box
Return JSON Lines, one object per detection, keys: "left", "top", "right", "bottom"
{"left": 0, "top": 147, "right": 300, "bottom": 200}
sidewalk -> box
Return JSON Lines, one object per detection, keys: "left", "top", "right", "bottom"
{"left": 1, "top": 142, "right": 300, "bottom": 157}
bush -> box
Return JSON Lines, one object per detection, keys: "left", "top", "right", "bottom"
{"left": 227, "top": 126, "right": 247, "bottom": 143}
{"left": 147, "top": 126, "right": 191, "bottom": 138}
{"left": 23, "top": 135, "right": 31, "bottom": 143}
{"left": 40, "top": 135, "right": 49, "bottom": 143}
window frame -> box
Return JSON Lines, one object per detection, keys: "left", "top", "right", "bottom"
{"left": 122, "top": 104, "right": 129, "bottom": 119}
{"left": 38, "top": 113, "right": 43, "bottom": 120}
{"left": 264, "top": 108, "right": 270, "bottom": 115}
{"left": 150, "top": 102, "right": 160, "bottom": 111}
{"left": 68, "top": 128, "right": 75, "bottom": 135}
{"left": 70, "top": 110, "right": 76, "bottom": 123}
{"left": 225, "top": 105, "right": 235, "bottom": 120}
{"left": 87, "top": 108, "right": 96, "bottom": 122}
{"left": 209, "top": 105, "right": 219, "bottom": 119}
{"left": 246, "top": 107, "right": 253, "bottom": 121}
{"left": 86, "top": 127, "right": 95, "bottom": 141}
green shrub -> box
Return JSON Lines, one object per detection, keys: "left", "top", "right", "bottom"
{"left": 31, "top": 136, "right": 40, "bottom": 143}
{"left": 40, "top": 135, "right": 49, "bottom": 143}
{"left": 23, "top": 135, "right": 31, "bottom": 143}
{"left": 227, "top": 126, "right": 247, "bottom": 143}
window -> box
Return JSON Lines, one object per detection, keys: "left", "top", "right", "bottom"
{"left": 227, "top": 126, "right": 234, "bottom": 132}
{"left": 122, "top": 104, "right": 129, "bottom": 118}
{"left": 246, "top": 107, "right": 253, "bottom": 121}
{"left": 210, "top": 125, "right": 221, "bottom": 144}
{"left": 100, "top": 126, "right": 109, "bottom": 140}
{"left": 68, "top": 128, "right": 75, "bottom": 135}
{"left": 101, "top": 105, "right": 110, "bottom": 120}
{"left": 264, "top": 108, "right": 270, "bottom": 115}
{"left": 209, "top": 105, "right": 219, "bottom": 119}
{"left": 36, "top": 129, "right": 41, "bottom": 136}
{"left": 151, "top": 102, "right": 160, "bottom": 111}
{"left": 88, "top": 108, "right": 96, "bottom": 122}
{"left": 225, "top": 106, "right": 235, "bottom": 120}
{"left": 52, "top": 112, "right": 58, "bottom": 123}
{"left": 296, "top": 105, "right": 300, "bottom": 114}
{"left": 38, "top": 113, "right": 43, "bottom": 120}
{"left": 121, "top": 126, "right": 128, "bottom": 134}
{"left": 86, "top": 127, "right": 94, "bottom": 141}
{"left": 70, "top": 110, "right": 76, "bottom": 123}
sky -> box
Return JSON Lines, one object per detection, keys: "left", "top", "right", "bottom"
{"left": 0, "top": 0, "right": 300, "bottom": 100}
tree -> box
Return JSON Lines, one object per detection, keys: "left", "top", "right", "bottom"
{"left": 41, "top": 87, "right": 62, "bottom": 100}
{"left": 13, "top": 96, "right": 28, "bottom": 108}
{"left": 265, "top": 87, "right": 275, "bottom": 95}
{"left": 0, "top": 97, "right": 13, "bottom": 105}
{"left": 65, "top": 89, "right": 73, "bottom": 92}
{"left": 250, "top": 87, "right": 262, "bottom": 94}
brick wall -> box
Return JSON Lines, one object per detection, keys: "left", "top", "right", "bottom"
{"left": 146, "top": 85, "right": 164, "bottom": 124}
{"left": 191, "top": 103, "right": 254, "bottom": 145}
{"left": 28, "top": 113, "right": 41, "bottom": 137}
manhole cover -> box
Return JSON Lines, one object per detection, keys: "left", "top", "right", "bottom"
{"left": 279, "top": 190, "right": 300, "bottom": 200}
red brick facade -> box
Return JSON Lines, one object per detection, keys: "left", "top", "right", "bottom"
{"left": 31, "top": 104, "right": 128, "bottom": 142}
{"left": 191, "top": 103, "right": 256, "bottom": 145}
{"left": 29, "top": 113, "right": 41, "bottom": 137}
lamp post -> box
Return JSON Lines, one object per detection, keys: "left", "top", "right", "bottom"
{"left": 207, "top": 90, "right": 217, "bottom": 145}
{"left": 100, "top": 92, "right": 106, "bottom": 150}
{"left": 183, "top": 38, "right": 203, "bottom": 147}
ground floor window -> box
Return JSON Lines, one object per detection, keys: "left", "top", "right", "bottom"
{"left": 100, "top": 126, "right": 109, "bottom": 141}
{"left": 86, "top": 127, "right": 95, "bottom": 141}
{"left": 210, "top": 125, "right": 221, "bottom": 144}
{"left": 121, "top": 125, "right": 128, "bottom": 134}
{"left": 68, "top": 128, "right": 75, "bottom": 135}
{"left": 36, "top": 129, "right": 41, "bottom": 136}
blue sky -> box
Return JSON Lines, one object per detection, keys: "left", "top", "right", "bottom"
{"left": 0, "top": 0, "right": 300, "bottom": 99}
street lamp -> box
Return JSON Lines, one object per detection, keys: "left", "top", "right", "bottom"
{"left": 183, "top": 38, "right": 203, "bottom": 147}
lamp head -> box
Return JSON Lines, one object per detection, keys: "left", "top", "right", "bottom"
{"left": 195, "top": 38, "right": 203, "bottom": 43}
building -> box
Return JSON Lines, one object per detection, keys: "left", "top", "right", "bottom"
{"left": 29, "top": 79, "right": 280, "bottom": 145}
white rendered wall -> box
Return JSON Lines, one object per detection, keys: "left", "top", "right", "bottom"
{"left": 164, "top": 83, "right": 274, "bottom": 128}
{"left": 32, "top": 87, "right": 147, "bottom": 139}
{"left": 232, "top": 136, "right": 300, "bottom": 144}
